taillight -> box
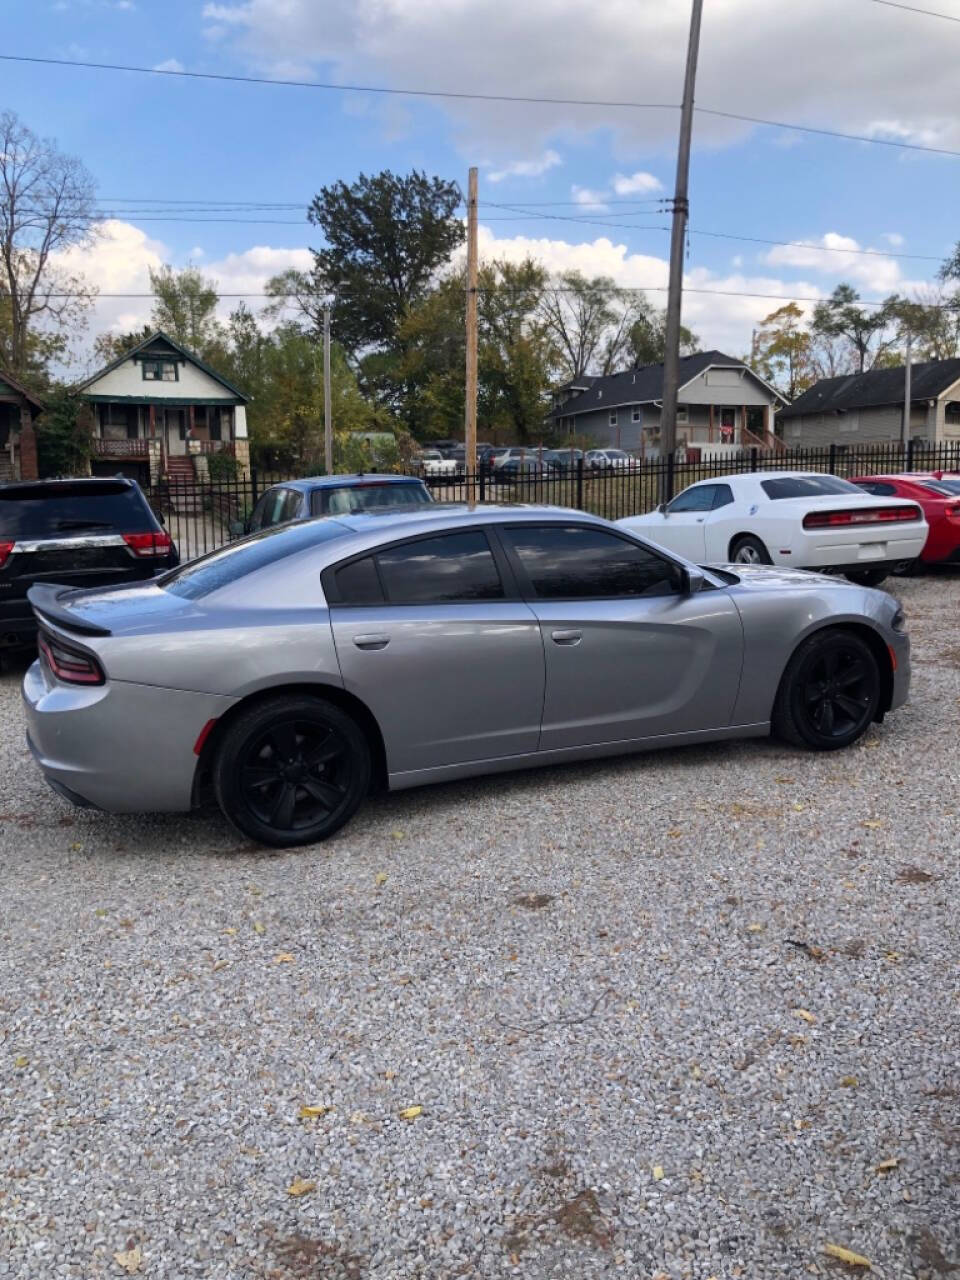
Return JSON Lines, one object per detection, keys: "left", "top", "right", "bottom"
{"left": 37, "top": 631, "right": 105, "bottom": 686}
{"left": 123, "top": 531, "right": 174, "bottom": 557}
{"left": 0, "top": 540, "right": 14, "bottom": 568}
{"left": 946, "top": 504, "right": 960, "bottom": 524}
{"left": 802, "top": 505, "right": 922, "bottom": 529}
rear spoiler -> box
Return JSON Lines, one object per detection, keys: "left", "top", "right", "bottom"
{"left": 27, "top": 584, "right": 113, "bottom": 637}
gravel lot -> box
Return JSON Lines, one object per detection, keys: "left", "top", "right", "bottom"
{"left": 1, "top": 573, "right": 957, "bottom": 1280}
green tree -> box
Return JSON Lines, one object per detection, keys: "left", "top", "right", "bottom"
{"left": 34, "top": 387, "right": 93, "bottom": 477}
{"left": 92, "top": 324, "right": 153, "bottom": 365}
{"left": 888, "top": 288, "right": 960, "bottom": 362}
{"left": 626, "top": 308, "right": 699, "bottom": 368}
{"left": 810, "top": 283, "right": 900, "bottom": 374}
{"left": 0, "top": 110, "right": 98, "bottom": 378}
{"left": 751, "top": 302, "right": 814, "bottom": 401}
{"left": 149, "top": 265, "right": 224, "bottom": 357}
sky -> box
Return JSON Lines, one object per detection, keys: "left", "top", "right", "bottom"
{"left": 4, "top": 0, "right": 960, "bottom": 373}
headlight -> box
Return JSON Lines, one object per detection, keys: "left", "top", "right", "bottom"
{"left": 891, "top": 606, "right": 906, "bottom": 633}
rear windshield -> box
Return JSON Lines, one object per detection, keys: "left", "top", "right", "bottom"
{"left": 311, "top": 481, "right": 432, "bottom": 516}
{"left": 925, "top": 477, "right": 960, "bottom": 495}
{"left": 760, "top": 475, "right": 862, "bottom": 500}
{"left": 0, "top": 481, "right": 154, "bottom": 537}
{"left": 160, "top": 518, "right": 349, "bottom": 600}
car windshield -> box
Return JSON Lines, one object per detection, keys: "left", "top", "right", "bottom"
{"left": 760, "top": 475, "right": 863, "bottom": 500}
{"left": 925, "top": 477, "right": 960, "bottom": 495}
{"left": 160, "top": 519, "right": 349, "bottom": 600}
{"left": 0, "top": 480, "right": 155, "bottom": 536}
{"left": 605, "top": 450, "right": 628, "bottom": 459}
{"left": 314, "top": 482, "right": 432, "bottom": 516}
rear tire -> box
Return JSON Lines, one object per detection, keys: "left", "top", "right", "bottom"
{"left": 730, "top": 535, "right": 772, "bottom": 566}
{"left": 845, "top": 568, "right": 888, "bottom": 587}
{"left": 772, "top": 629, "right": 880, "bottom": 751}
{"left": 214, "top": 695, "right": 371, "bottom": 847}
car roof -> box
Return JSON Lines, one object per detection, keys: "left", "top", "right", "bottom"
{"left": 0, "top": 475, "right": 137, "bottom": 494}
{"left": 271, "top": 474, "right": 427, "bottom": 493}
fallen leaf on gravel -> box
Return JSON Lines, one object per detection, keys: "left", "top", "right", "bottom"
{"left": 775, "top": 776, "right": 795, "bottom": 784}
{"left": 667, "top": 829, "right": 683, "bottom": 838}
{"left": 793, "top": 803, "right": 806, "bottom": 812}
{"left": 95, "top": 908, "right": 108, "bottom": 917}
{"left": 399, "top": 1105, "right": 422, "bottom": 1120}
{"left": 70, "top": 842, "right": 83, "bottom": 851}
{"left": 223, "top": 927, "right": 237, "bottom": 936}
{"left": 747, "top": 923, "right": 765, "bottom": 933}
{"left": 211, "top": 959, "right": 229, "bottom": 973}
{"left": 286, "top": 1177, "right": 316, "bottom": 1197}
{"left": 391, "top": 829, "right": 404, "bottom": 839}
{"left": 253, "top": 922, "right": 265, "bottom": 935}
{"left": 823, "top": 1242, "right": 871, "bottom": 1268}
{"left": 793, "top": 1009, "right": 816, "bottom": 1023}
{"left": 113, "top": 1245, "right": 142, "bottom": 1274}
{"left": 273, "top": 953, "right": 294, "bottom": 964}
{"left": 14, "top": 1055, "right": 28, "bottom": 1069}
{"left": 652, "top": 1165, "right": 664, "bottom": 1181}
{"left": 839, "top": 1075, "right": 859, "bottom": 1088}
{"left": 383, "top": 1069, "right": 398, "bottom": 1080}
{"left": 875, "top": 1157, "right": 899, "bottom": 1173}
{"left": 885, "top": 950, "right": 902, "bottom": 964}
{"left": 375, "top": 872, "right": 388, "bottom": 887}
{"left": 861, "top": 820, "right": 884, "bottom": 830}
{"left": 299, "top": 1104, "right": 333, "bottom": 1119}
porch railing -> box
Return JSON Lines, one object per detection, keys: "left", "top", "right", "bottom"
{"left": 91, "top": 437, "right": 150, "bottom": 457}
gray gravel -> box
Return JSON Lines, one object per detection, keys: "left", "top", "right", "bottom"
{"left": 1, "top": 572, "right": 958, "bottom": 1279}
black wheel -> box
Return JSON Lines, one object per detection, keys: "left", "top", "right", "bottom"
{"left": 213, "top": 695, "right": 371, "bottom": 847}
{"left": 845, "top": 568, "right": 888, "bottom": 587}
{"left": 730, "top": 535, "right": 772, "bottom": 566}
{"left": 772, "top": 630, "right": 880, "bottom": 751}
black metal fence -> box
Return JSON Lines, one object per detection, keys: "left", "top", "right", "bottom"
{"left": 143, "top": 441, "right": 960, "bottom": 561}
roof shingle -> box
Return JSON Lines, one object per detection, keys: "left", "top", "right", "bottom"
{"left": 779, "top": 359, "right": 960, "bottom": 419}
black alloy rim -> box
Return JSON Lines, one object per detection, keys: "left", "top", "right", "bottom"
{"left": 239, "top": 719, "right": 350, "bottom": 831}
{"left": 799, "top": 644, "right": 875, "bottom": 739}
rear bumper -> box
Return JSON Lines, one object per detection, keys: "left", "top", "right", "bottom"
{"left": 798, "top": 527, "right": 926, "bottom": 569}
{"left": 22, "top": 659, "right": 237, "bottom": 813}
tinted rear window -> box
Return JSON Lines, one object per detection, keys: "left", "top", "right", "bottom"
{"left": 0, "top": 481, "right": 155, "bottom": 537}
{"left": 311, "top": 482, "right": 432, "bottom": 516}
{"left": 160, "top": 519, "right": 348, "bottom": 600}
{"left": 760, "top": 475, "right": 862, "bottom": 500}
{"left": 926, "top": 477, "right": 960, "bottom": 495}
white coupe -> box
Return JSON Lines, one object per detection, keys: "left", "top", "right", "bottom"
{"left": 618, "top": 471, "right": 928, "bottom": 586}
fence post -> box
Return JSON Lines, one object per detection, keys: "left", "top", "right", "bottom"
{"left": 478, "top": 466, "right": 486, "bottom": 503}
{"left": 906, "top": 438, "right": 915, "bottom": 473}
{"left": 576, "top": 457, "right": 584, "bottom": 510}
{"left": 666, "top": 450, "right": 676, "bottom": 502}
{"left": 251, "top": 466, "right": 259, "bottom": 504}
{"left": 750, "top": 446, "right": 759, "bottom": 473}
{"left": 828, "top": 443, "right": 837, "bottom": 475}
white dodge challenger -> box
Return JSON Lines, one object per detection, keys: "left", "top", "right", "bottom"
{"left": 618, "top": 471, "right": 928, "bottom": 586}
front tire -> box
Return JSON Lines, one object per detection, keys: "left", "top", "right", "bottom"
{"left": 730, "top": 535, "right": 772, "bottom": 566}
{"left": 772, "top": 630, "right": 880, "bottom": 751}
{"left": 214, "top": 695, "right": 371, "bottom": 847}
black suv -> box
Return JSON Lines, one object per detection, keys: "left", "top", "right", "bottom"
{"left": 0, "top": 477, "right": 178, "bottom": 649}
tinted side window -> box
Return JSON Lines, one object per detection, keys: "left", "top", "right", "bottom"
{"left": 712, "top": 484, "right": 734, "bottom": 509}
{"left": 761, "top": 476, "right": 861, "bottom": 499}
{"left": 335, "top": 556, "right": 384, "bottom": 604}
{"left": 668, "top": 485, "right": 716, "bottom": 513}
{"left": 503, "top": 526, "right": 680, "bottom": 599}
{"left": 281, "top": 490, "right": 304, "bottom": 522}
{"left": 854, "top": 481, "right": 897, "bottom": 496}
{"left": 376, "top": 531, "right": 504, "bottom": 604}
{"left": 248, "top": 489, "right": 289, "bottom": 531}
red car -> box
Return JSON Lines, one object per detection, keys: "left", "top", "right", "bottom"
{"left": 851, "top": 473, "right": 960, "bottom": 564}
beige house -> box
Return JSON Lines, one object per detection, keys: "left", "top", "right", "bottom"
{"left": 78, "top": 331, "right": 250, "bottom": 484}
{"left": 778, "top": 358, "right": 960, "bottom": 447}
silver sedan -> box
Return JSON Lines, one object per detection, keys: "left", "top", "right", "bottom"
{"left": 22, "top": 504, "right": 910, "bottom": 847}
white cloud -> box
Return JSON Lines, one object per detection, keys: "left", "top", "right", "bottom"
{"left": 883, "top": 232, "right": 905, "bottom": 247}
{"left": 195, "top": 0, "right": 960, "bottom": 155}
{"left": 152, "top": 58, "right": 185, "bottom": 72}
{"left": 571, "top": 185, "right": 610, "bottom": 210}
{"left": 612, "top": 171, "right": 662, "bottom": 196}
{"left": 761, "top": 231, "right": 907, "bottom": 294}
{"left": 487, "top": 150, "right": 562, "bottom": 183}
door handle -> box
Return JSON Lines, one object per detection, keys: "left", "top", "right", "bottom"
{"left": 353, "top": 634, "right": 390, "bottom": 651}
{"left": 551, "top": 629, "right": 582, "bottom": 646}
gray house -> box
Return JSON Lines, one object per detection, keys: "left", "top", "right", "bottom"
{"left": 778, "top": 359, "right": 960, "bottom": 447}
{"left": 549, "top": 350, "right": 785, "bottom": 455}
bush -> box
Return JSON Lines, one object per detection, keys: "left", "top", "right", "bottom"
{"left": 207, "top": 451, "right": 240, "bottom": 482}
{"left": 35, "top": 388, "right": 92, "bottom": 478}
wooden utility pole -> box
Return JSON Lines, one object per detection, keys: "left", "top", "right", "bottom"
{"left": 660, "top": 0, "right": 704, "bottom": 494}
{"left": 901, "top": 333, "right": 912, "bottom": 449}
{"left": 323, "top": 304, "right": 333, "bottom": 475}
{"left": 465, "top": 167, "right": 479, "bottom": 493}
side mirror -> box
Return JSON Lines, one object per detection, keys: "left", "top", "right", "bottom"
{"left": 228, "top": 519, "right": 245, "bottom": 538}
{"left": 683, "top": 566, "right": 706, "bottom": 594}
{"left": 656, "top": 502, "right": 667, "bottom": 515}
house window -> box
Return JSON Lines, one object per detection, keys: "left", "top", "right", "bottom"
{"left": 631, "top": 406, "right": 642, "bottom": 423}
{"left": 209, "top": 408, "right": 222, "bottom": 442}
{"left": 945, "top": 401, "right": 960, "bottom": 424}
{"left": 101, "top": 403, "right": 138, "bottom": 440}
{"left": 609, "top": 411, "right": 618, "bottom": 427}
{"left": 142, "top": 360, "right": 178, "bottom": 382}
{"left": 676, "top": 406, "right": 689, "bottom": 425}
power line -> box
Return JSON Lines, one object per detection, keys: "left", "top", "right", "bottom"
{"left": 864, "top": 0, "right": 960, "bottom": 21}
{"left": 2, "top": 51, "right": 959, "bottom": 158}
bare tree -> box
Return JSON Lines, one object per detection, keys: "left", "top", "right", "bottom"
{"left": 0, "top": 110, "right": 98, "bottom": 376}
{"left": 539, "top": 272, "right": 642, "bottom": 381}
